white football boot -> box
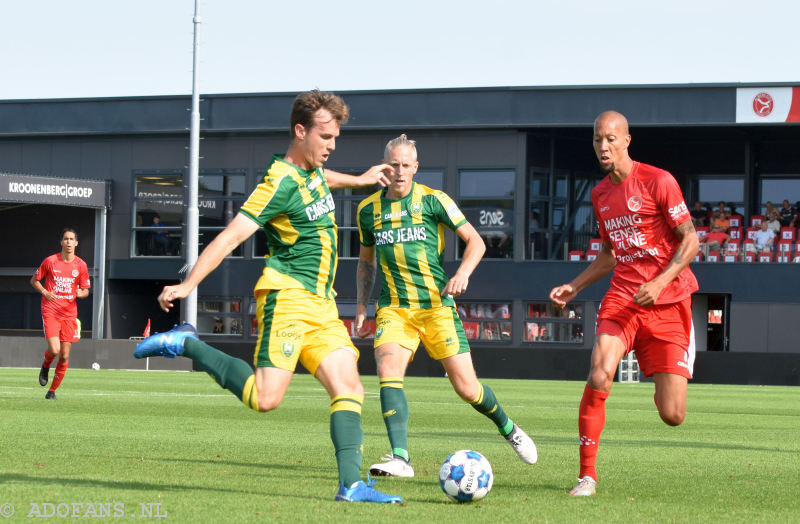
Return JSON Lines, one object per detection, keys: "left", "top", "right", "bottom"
{"left": 505, "top": 424, "right": 538, "bottom": 464}
{"left": 368, "top": 454, "right": 414, "bottom": 477}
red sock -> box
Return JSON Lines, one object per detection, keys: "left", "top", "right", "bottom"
{"left": 42, "top": 350, "right": 56, "bottom": 368}
{"left": 578, "top": 384, "right": 609, "bottom": 481}
{"left": 50, "top": 361, "right": 69, "bottom": 392}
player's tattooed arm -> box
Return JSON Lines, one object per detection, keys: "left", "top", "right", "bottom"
{"left": 356, "top": 259, "right": 376, "bottom": 308}
{"left": 634, "top": 219, "right": 698, "bottom": 306}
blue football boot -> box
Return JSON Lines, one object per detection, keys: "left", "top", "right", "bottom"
{"left": 334, "top": 478, "right": 402, "bottom": 503}
{"left": 134, "top": 323, "right": 198, "bottom": 359}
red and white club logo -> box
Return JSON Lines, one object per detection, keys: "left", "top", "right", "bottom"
{"left": 627, "top": 195, "right": 643, "bottom": 212}
{"left": 752, "top": 92, "right": 774, "bottom": 117}
{"left": 72, "top": 269, "right": 79, "bottom": 277}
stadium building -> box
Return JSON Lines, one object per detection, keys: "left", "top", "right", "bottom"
{"left": 1, "top": 84, "right": 799, "bottom": 384}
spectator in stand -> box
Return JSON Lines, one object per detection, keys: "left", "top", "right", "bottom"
{"left": 766, "top": 211, "right": 782, "bottom": 235}
{"left": 702, "top": 224, "right": 729, "bottom": 256}
{"left": 764, "top": 201, "right": 776, "bottom": 219}
{"left": 753, "top": 221, "right": 776, "bottom": 252}
{"left": 779, "top": 199, "right": 797, "bottom": 227}
{"left": 711, "top": 209, "right": 729, "bottom": 233}
{"left": 690, "top": 201, "right": 708, "bottom": 228}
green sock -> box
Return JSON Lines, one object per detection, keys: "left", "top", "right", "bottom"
{"left": 330, "top": 395, "right": 364, "bottom": 487}
{"left": 182, "top": 338, "right": 258, "bottom": 410}
{"left": 469, "top": 383, "right": 514, "bottom": 436}
{"left": 379, "top": 377, "right": 410, "bottom": 462}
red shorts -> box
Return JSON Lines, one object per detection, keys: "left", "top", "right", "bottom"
{"left": 43, "top": 316, "right": 80, "bottom": 343}
{"left": 596, "top": 295, "right": 694, "bottom": 379}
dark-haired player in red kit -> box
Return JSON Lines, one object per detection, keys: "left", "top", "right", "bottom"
{"left": 30, "top": 228, "right": 91, "bottom": 400}
{"left": 549, "top": 111, "right": 699, "bottom": 496}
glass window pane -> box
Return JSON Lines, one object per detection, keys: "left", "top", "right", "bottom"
{"left": 459, "top": 170, "right": 514, "bottom": 198}
{"left": 455, "top": 302, "right": 511, "bottom": 343}
{"left": 761, "top": 178, "right": 800, "bottom": 207}
{"left": 697, "top": 178, "right": 744, "bottom": 203}
{"left": 199, "top": 173, "right": 246, "bottom": 196}
{"left": 416, "top": 171, "right": 444, "bottom": 190}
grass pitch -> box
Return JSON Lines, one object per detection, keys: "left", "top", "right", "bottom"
{"left": 1, "top": 368, "right": 798, "bottom": 523}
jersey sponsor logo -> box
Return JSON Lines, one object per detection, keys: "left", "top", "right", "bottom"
{"left": 71, "top": 269, "right": 79, "bottom": 277}
{"left": 374, "top": 226, "right": 427, "bottom": 246}
{"left": 410, "top": 201, "right": 423, "bottom": 218}
{"left": 753, "top": 92, "right": 774, "bottom": 117}
{"left": 384, "top": 210, "right": 408, "bottom": 220}
{"left": 307, "top": 175, "right": 322, "bottom": 190}
{"left": 603, "top": 213, "right": 659, "bottom": 256}
{"left": 446, "top": 202, "right": 464, "bottom": 221}
{"left": 600, "top": 206, "right": 610, "bottom": 212}
{"left": 627, "top": 195, "right": 643, "bottom": 212}
{"left": 304, "top": 193, "right": 335, "bottom": 222}
{"left": 668, "top": 202, "right": 689, "bottom": 221}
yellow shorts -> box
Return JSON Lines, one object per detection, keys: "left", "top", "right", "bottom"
{"left": 374, "top": 306, "right": 469, "bottom": 360}
{"left": 253, "top": 288, "right": 357, "bottom": 375}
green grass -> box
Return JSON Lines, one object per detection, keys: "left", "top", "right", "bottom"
{"left": 1, "top": 369, "right": 798, "bottom": 523}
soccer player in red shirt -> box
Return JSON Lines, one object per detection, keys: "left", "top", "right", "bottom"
{"left": 30, "top": 228, "right": 91, "bottom": 400}
{"left": 549, "top": 111, "right": 699, "bottom": 496}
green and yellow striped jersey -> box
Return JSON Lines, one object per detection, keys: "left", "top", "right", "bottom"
{"left": 357, "top": 182, "right": 467, "bottom": 309}
{"left": 240, "top": 155, "right": 338, "bottom": 299}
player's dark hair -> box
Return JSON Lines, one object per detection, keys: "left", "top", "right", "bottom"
{"left": 290, "top": 89, "right": 350, "bottom": 138}
{"left": 61, "top": 227, "right": 78, "bottom": 241}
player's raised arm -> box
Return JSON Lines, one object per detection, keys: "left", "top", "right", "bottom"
{"left": 549, "top": 240, "right": 616, "bottom": 308}
{"left": 324, "top": 164, "right": 392, "bottom": 190}
{"left": 158, "top": 214, "right": 259, "bottom": 312}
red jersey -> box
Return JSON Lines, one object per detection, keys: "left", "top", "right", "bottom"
{"left": 34, "top": 253, "right": 90, "bottom": 319}
{"left": 592, "top": 161, "right": 698, "bottom": 306}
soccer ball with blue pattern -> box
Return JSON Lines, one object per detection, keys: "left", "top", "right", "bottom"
{"left": 439, "top": 450, "right": 493, "bottom": 502}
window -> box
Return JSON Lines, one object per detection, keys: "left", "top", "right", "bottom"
{"left": 132, "top": 172, "right": 183, "bottom": 257}
{"left": 198, "top": 170, "right": 247, "bottom": 257}
{"left": 459, "top": 170, "right": 515, "bottom": 258}
{"left": 456, "top": 302, "right": 512, "bottom": 342}
{"left": 132, "top": 170, "right": 246, "bottom": 258}
{"left": 760, "top": 177, "right": 800, "bottom": 213}
{"left": 198, "top": 298, "right": 243, "bottom": 336}
{"left": 694, "top": 177, "right": 744, "bottom": 215}
{"left": 524, "top": 302, "right": 583, "bottom": 344}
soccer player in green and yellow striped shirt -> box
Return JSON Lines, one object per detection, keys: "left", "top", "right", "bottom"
{"left": 134, "top": 90, "right": 401, "bottom": 504}
{"left": 355, "top": 135, "right": 538, "bottom": 478}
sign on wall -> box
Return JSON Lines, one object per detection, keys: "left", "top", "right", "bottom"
{"left": 736, "top": 87, "right": 800, "bottom": 123}
{"left": 0, "top": 173, "right": 109, "bottom": 208}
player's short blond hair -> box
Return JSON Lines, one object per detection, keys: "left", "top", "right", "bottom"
{"left": 384, "top": 134, "right": 418, "bottom": 162}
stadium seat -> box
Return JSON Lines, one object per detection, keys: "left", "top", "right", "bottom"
{"left": 777, "top": 252, "right": 791, "bottom": 263}
{"left": 696, "top": 226, "right": 708, "bottom": 241}
{"left": 746, "top": 227, "right": 759, "bottom": 241}
{"left": 462, "top": 321, "right": 480, "bottom": 340}
{"left": 743, "top": 239, "right": 756, "bottom": 253}
{"left": 726, "top": 239, "right": 740, "bottom": 254}
{"left": 568, "top": 250, "right": 584, "bottom": 261}
{"left": 723, "top": 253, "right": 737, "bottom": 263}
{"left": 589, "top": 238, "right": 602, "bottom": 252}
{"left": 728, "top": 227, "right": 742, "bottom": 240}
{"left": 758, "top": 251, "right": 774, "bottom": 263}
{"left": 778, "top": 238, "right": 793, "bottom": 253}
{"left": 793, "top": 250, "right": 800, "bottom": 263}
{"left": 585, "top": 251, "right": 598, "bottom": 261}
{"left": 728, "top": 214, "right": 742, "bottom": 229}
{"left": 780, "top": 227, "right": 796, "bottom": 242}
{"left": 706, "top": 250, "right": 721, "bottom": 262}
{"left": 693, "top": 251, "right": 703, "bottom": 262}
{"left": 743, "top": 252, "right": 756, "bottom": 263}
{"left": 750, "top": 214, "right": 765, "bottom": 228}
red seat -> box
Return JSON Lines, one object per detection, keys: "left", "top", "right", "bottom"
{"left": 778, "top": 238, "right": 793, "bottom": 253}
{"left": 589, "top": 238, "right": 602, "bottom": 252}
{"left": 585, "top": 251, "right": 598, "bottom": 261}
{"left": 750, "top": 214, "right": 765, "bottom": 228}
{"left": 462, "top": 321, "right": 480, "bottom": 340}
{"left": 568, "top": 250, "right": 584, "bottom": 261}
{"left": 696, "top": 226, "right": 709, "bottom": 241}
{"left": 793, "top": 250, "right": 800, "bottom": 263}
{"left": 780, "top": 227, "right": 796, "bottom": 242}
{"left": 746, "top": 227, "right": 759, "bottom": 240}
{"left": 706, "top": 250, "right": 721, "bottom": 262}
{"left": 723, "top": 253, "right": 737, "bottom": 263}
{"left": 777, "top": 252, "right": 791, "bottom": 263}
{"left": 758, "top": 251, "right": 774, "bottom": 263}
{"left": 728, "top": 227, "right": 742, "bottom": 240}
{"left": 726, "top": 239, "right": 740, "bottom": 253}
{"left": 693, "top": 251, "right": 703, "bottom": 262}
{"left": 743, "top": 252, "right": 756, "bottom": 262}
{"left": 743, "top": 238, "right": 756, "bottom": 253}
{"left": 728, "top": 214, "right": 742, "bottom": 228}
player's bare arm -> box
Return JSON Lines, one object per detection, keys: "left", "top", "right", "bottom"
{"left": 443, "top": 222, "right": 485, "bottom": 297}
{"left": 324, "top": 164, "right": 392, "bottom": 189}
{"left": 550, "top": 241, "right": 616, "bottom": 309}
{"left": 634, "top": 220, "right": 699, "bottom": 306}
{"left": 76, "top": 287, "right": 90, "bottom": 299}
{"left": 158, "top": 214, "right": 259, "bottom": 312}
{"left": 355, "top": 245, "right": 377, "bottom": 337}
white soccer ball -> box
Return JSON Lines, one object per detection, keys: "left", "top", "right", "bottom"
{"left": 91, "top": 362, "right": 100, "bottom": 371}
{"left": 439, "top": 449, "right": 493, "bottom": 502}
